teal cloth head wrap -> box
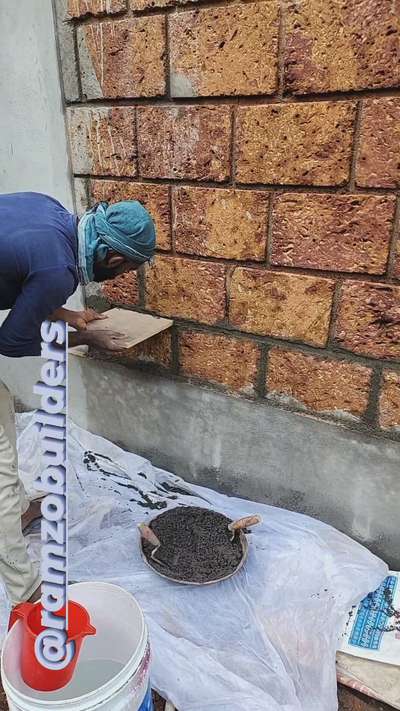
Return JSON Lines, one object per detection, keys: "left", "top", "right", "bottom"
{"left": 77, "top": 200, "right": 156, "bottom": 284}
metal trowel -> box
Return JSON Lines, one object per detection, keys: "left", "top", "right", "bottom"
{"left": 138, "top": 523, "right": 179, "bottom": 568}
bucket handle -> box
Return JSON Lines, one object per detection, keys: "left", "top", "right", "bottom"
{"left": 8, "top": 602, "right": 35, "bottom": 631}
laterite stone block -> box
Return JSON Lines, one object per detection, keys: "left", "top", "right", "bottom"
{"left": 78, "top": 17, "right": 166, "bottom": 99}
{"left": 126, "top": 330, "right": 172, "bottom": 368}
{"left": 137, "top": 106, "right": 231, "bottom": 181}
{"left": 356, "top": 98, "right": 400, "bottom": 189}
{"left": 271, "top": 194, "right": 395, "bottom": 274}
{"left": 146, "top": 256, "right": 226, "bottom": 325}
{"left": 379, "top": 370, "right": 400, "bottom": 430}
{"left": 267, "top": 348, "right": 371, "bottom": 418}
{"left": 170, "top": 3, "right": 279, "bottom": 97}
{"left": 173, "top": 187, "right": 268, "bottom": 261}
{"left": 236, "top": 102, "right": 355, "bottom": 186}
{"left": 284, "top": 0, "right": 400, "bottom": 94}
{"left": 101, "top": 271, "right": 139, "bottom": 306}
{"left": 67, "top": 107, "right": 137, "bottom": 177}
{"left": 68, "top": 0, "right": 127, "bottom": 17}
{"left": 180, "top": 330, "right": 260, "bottom": 393}
{"left": 229, "top": 268, "right": 334, "bottom": 346}
{"left": 335, "top": 281, "right": 400, "bottom": 359}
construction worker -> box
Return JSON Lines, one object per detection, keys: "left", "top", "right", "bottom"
{"left": 0, "top": 191, "right": 156, "bottom": 608}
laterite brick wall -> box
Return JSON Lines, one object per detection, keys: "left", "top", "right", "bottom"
{"left": 56, "top": 0, "right": 400, "bottom": 439}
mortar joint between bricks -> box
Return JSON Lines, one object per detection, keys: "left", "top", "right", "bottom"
{"left": 265, "top": 192, "right": 276, "bottom": 266}
{"left": 164, "top": 10, "right": 171, "bottom": 101}
{"left": 169, "top": 186, "right": 176, "bottom": 254}
{"left": 327, "top": 280, "right": 342, "bottom": 347}
{"left": 126, "top": 308, "right": 400, "bottom": 371}
{"left": 363, "top": 365, "right": 384, "bottom": 429}
{"left": 230, "top": 101, "right": 238, "bottom": 187}
{"left": 138, "top": 266, "right": 146, "bottom": 308}
{"left": 386, "top": 194, "right": 400, "bottom": 279}
{"left": 256, "top": 343, "right": 270, "bottom": 399}
{"left": 277, "top": 0, "right": 286, "bottom": 99}
{"left": 71, "top": 21, "right": 84, "bottom": 102}
{"left": 348, "top": 99, "right": 363, "bottom": 191}
{"left": 224, "top": 265, "right": 237, "bottom": 322}
{"left": 142, "top": 251, "right": 400, "bottom": 284}
{"left": 170, "top": 325, "right": 180, "bottom": 374}
{"left": 70, "top": 172, "right": 399, "bottom": 198}
{"left": 70, "top": 0, "right": 262, "bottom": 24}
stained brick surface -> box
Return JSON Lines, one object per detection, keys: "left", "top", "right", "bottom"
{"left": 68, "top": 107, "right": 137, "bottom": 176}
{"left": 91, "top": 180, "right": 171, "bottom": 251}
{"left": 379, "top": 370, "right": 400, "bottom": 430}
{"left": 356, "top": 98, "right": 400, "bottom": 189}
{"left": 284, "top": 0, "right": 400, "bottom": 94}
{"left": 173, "top": 187, "right": 269, "bottom": 260}
{"left": 271, "top": 194, "right": 395, "bottom": 274}
{"left": 170, "top": 3, "right": 279, "bottom": 97}
{"left": 229, "top": 268, "right": 334, "bottom": 346}
{"left": 138, "top": 106, "right": 231, "bottom": 181}
{"left": 267, "top": 348, "right": 372, "bottom": 417}
{"left": 101, "top": 271, "right": 140, "bottom": 306}
{"left": 335, "top": 282, "right": 400, "bottom": 359}
{"left": 146, "top": 256, "right": 226, "bottom": 324}
{"left": 78, "top": 17, "right": 166, "bottom": 99}
{"left": 125, "top": 330, "right": 172, "bottom": 367}
{"left": 236, "top": 102, "right": 356, "bottom": 186}
{"left": 180, "top": 330, "right": 260, "bottom": 392}
{"left": 68, "top": 0, "right": 127, "bottom": 17}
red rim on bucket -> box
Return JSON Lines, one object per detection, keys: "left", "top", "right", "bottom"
{"left": 8, "top": 601, "right": 96, "bottom": 692}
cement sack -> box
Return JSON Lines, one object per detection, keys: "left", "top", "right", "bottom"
{"left": 0, "top": 414, "right": 388, "bottom": 711}
{"left": 339, "top": 571, "right": 400, "bottom": 666}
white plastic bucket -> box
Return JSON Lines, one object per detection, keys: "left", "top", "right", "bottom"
{"left": 1, "top": 582, "right": 153, "bottom": 711}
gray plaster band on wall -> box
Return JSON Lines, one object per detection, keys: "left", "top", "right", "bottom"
{"left": 76, "top": 25, "right": 104, "bottom": 100}
{"left": 69, "top": 355, "right": 400, "bottom": 569}
{"left": 53, "top": 0, "right": 80, "bottom": 103}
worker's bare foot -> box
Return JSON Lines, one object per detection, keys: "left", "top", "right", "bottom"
{"left": 28, "top": 584, "right": 41, "bottom": 604}
{"left": 21, "top": 498, "right": 43, "bottom": 534}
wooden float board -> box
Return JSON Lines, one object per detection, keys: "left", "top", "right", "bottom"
{"left": 69, "top": 308, "right": 173, "bottom": 356}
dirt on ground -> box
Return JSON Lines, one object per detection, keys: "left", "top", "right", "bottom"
{"left": 142, "top": 506, "right": 243, "bottom": 583}
{"left": 0, "top": 680, "right": 395, "bottom": 710}
{"left": 337, "top": 686, "right": 395, "bottom": 710}
{"left": 153, "top": 691, "right": 166, "bottom": 710}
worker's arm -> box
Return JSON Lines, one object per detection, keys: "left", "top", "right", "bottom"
{"left": 50, "top": 307, "right": 107, "bottom": 330}
{"left": 0, "top": 268, "right": 129, "bottom": 356}
{"left": 0, "top": 267, "right": 76, "bottom": 358}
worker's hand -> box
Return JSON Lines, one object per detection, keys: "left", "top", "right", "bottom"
{"left": 85, "top": 330, "right": 130, "bottom": 352}
{"left": 50, "top": 307, "right": 107, "bottom": 331}
{"left": 72, "top": 308, "right": 108, "bottom": 331}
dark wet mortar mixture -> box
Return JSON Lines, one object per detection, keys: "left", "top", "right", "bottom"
{"left": 142, "top": 506, "right": 244, "bottom": 583}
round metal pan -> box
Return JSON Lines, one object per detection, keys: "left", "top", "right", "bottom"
{"left": 139, "top": 511, "right": 254, "bottom": 586}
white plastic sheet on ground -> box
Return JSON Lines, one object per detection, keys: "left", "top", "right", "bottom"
{"left": 0, "top": 414, "right": 388, "bottom": 711}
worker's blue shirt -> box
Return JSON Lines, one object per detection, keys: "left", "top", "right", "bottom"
{"left": 0, "top": 192, "right": 78, "bottom": 357}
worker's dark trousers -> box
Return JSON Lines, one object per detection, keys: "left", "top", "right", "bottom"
{"left": 0, "top": 380, "right": 40, "bottom": 605}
